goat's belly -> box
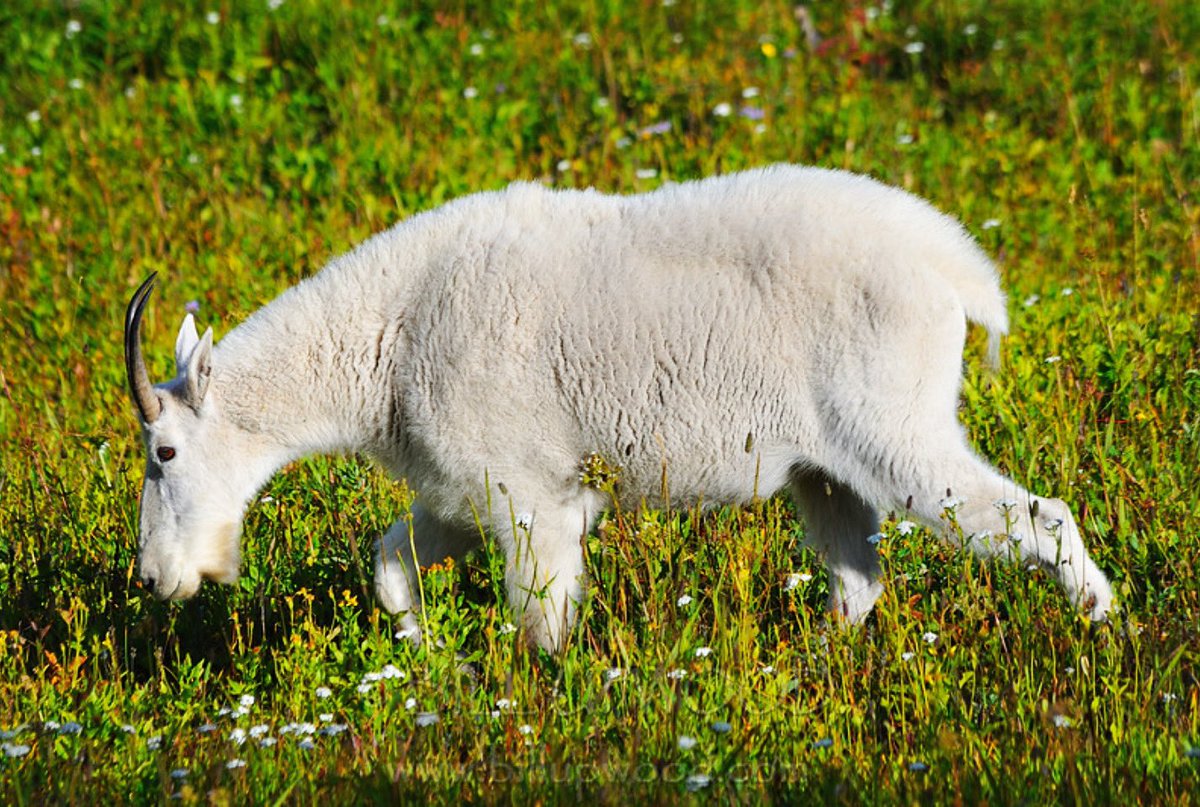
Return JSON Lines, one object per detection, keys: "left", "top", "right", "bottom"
{"left": 606, "top": 440, "right": 801, "bottom": 511}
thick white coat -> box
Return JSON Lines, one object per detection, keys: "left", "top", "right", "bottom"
{"left": 130, "top": 165, "right": 1113, "bottom": 650}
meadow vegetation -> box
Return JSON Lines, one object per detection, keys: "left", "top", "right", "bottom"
{"left": 0, "top": 0, "right": 1197, "bottom": 802}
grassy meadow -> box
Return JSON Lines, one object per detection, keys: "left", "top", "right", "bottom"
{"left": 1, "top": 0, "right": 1198, "bottom": 802}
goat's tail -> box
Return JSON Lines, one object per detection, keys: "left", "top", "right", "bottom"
{"left": 931, "top": 231, "right": 1009, "bottom": 371}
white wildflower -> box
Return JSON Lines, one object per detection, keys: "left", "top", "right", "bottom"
{"left": 315, "top": 686, "right": 332, "bottom": 699}
{"left": 713, "top": 102, "right": 733, "bottom": 117}
{"left": 922, "top": 631, "right": 938, "bottom": 644}
{"left": 694, "top": 646, "right": 712, "bottom": 658}
{"left": 676, "top": 594, "right": 693, "bottom": 607}
{"left": 905, "top": 41, "right": 926, "bottom": 54}
{"left": 205, "top": 11, "right": 220, "bottom": 25}
{"left": 415, "top": 712, "right": 439, "bottom": 727}
{"left": 677, "top": 735, "right": 697, "bottom": 750}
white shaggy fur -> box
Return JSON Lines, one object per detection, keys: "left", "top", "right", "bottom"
{"left": 127, "top": 165, "right": 1113, "bottom": 650}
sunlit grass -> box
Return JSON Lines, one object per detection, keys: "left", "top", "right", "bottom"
{"left": 1, "top": 0, "right": 1198, "bottom": 802}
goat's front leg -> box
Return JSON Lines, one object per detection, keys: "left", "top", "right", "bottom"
{"left": 494, "top": 502, "right": 591, "bottom": 653}
{"left": 375, "top": 502, "right": 480, "bottom": 644}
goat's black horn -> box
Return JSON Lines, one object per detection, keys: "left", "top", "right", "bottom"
{"left": 124, "top": 273, "right": 162, "bottom": 423}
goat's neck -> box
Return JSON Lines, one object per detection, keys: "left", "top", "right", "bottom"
{"left": 213, "top": 256, "right": 418, "bottom": 465}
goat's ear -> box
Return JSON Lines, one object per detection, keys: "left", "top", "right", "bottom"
{"left": 183, "top": 327, "right": 214, "bottom": 410}
{"left": 175, "top": 314, "right": 200, "bottom": 374}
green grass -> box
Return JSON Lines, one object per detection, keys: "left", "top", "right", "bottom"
{"left": 1, "top": 0, "right": 1198, "bottom": 802}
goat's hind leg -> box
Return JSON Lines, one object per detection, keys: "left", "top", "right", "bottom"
{"left": 889, "top": 452, "right": 1114, "bottom": 621}
{"left": 960, "top": 480, "right": 1113, "bottom": 620}
{"left": 790, "top": 471, "right": 884, "bottom": 624}
{"left": 375, "top": 502, "right": 481, "bottom": 643}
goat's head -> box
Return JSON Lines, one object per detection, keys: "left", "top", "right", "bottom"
{"left": 124, "top": 274, "right": 256, "bottom": 600}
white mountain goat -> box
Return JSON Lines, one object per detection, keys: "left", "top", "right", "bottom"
{"left": 124, "top": 165, "right": 1113, "bottom": 651}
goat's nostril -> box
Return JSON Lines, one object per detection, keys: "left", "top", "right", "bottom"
{"left": 143, "top": 576, "right": 157, "bottom": 592}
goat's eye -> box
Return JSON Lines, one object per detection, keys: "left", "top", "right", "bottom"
{"left": 156, "top": 446, "right": 176, "bottom": 463}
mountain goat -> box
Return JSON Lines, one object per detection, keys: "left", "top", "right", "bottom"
{"left": 125, "top": 165, "right": 1113, "bottom": 651}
